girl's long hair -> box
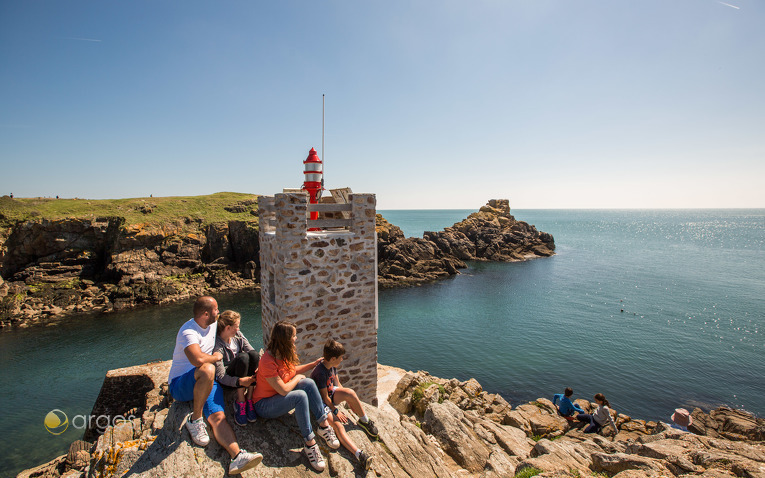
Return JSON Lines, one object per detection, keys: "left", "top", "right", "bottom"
{"left": 267, "top": 321, "right": 299, "bottom": 365}
{"left": 594, "top": 393, "right": 611, "bottom": 408}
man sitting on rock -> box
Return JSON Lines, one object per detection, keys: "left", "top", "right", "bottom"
{"left": 553, "top": 387, "right": 585, "bottom": 420}
{"left": 167, "top": 296, "right": 262, "bottom": 475}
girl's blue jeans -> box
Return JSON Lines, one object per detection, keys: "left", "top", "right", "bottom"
{"left": 253, "top": 378, "right": 328, "bottom": 442}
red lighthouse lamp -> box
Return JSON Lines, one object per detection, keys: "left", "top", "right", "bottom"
{"left": 302, "top": 147, "right": 324, "bottom": 222}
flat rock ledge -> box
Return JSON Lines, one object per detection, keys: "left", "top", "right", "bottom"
{"left": 19, "top": 363, "right": 765, "bottom": 478}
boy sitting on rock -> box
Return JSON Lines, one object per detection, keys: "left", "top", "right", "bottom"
{"left": 553, "top": 387, "right": 585, "bottom": 421}
{"left": 311, "top": 339, "right": 377, "bottom": 469}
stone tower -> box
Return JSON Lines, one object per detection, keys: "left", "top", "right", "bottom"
{"left": 258, "top": 191, "right": 379, "bottom": 404}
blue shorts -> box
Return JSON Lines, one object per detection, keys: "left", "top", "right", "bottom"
{"left": 168, "top": 367, "right": 224, "bottom": 418}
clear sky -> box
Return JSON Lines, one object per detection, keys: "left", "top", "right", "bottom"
{"left": 1, "top": 0, "right": 763, "bottom": 209}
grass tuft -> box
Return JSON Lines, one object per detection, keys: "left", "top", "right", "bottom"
{"left": 513, "top": 466, "right": 542, "bottom": 478}
{"left": 412, "top": 381, "right": 447, "bottom": 404}
{"left": 0, "top": 192, "right": 259, "bottom": 229}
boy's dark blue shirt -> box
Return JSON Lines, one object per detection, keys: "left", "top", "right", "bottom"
{"left": 310, "top": 362, "right": 337, "bottom": 396}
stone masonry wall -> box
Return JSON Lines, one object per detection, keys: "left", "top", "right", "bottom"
{"left": 259, "top": 192, "right": 378, "bottom": 404}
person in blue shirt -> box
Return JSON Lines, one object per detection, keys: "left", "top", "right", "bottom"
{"left": 553, "top": 387, "right": 585, "bottom": 419}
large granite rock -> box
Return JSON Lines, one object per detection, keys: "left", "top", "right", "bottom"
{"left": 377, "top": 199, "right": 555, "bottom": 288}
{"left": 426, "top": 199, "right": 555, "bottom": 262}
{"left": 689, "top": 406, "right": 765, "bottom": 442}
{"left": 17, "top": 363, "right": 765, "bottom": 478}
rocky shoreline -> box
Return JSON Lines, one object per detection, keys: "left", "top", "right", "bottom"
{"left": 1, "top": 198, "right": 554, "bottom": 329}
{"left": 19, "top": 361, "right": 764, "bottom": 478}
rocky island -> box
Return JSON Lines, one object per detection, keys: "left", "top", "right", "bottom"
{"left": 19, "top": 361, "right": 765, "bottom": 478}
{"left": 0, "top": 194, "right": 554, "bottom": 329}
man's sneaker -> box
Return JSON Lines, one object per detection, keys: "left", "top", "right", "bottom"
{"left": 358, "top": 418, "right": 379, "bottom": 439}
{"left": 234, "top": 401, "right": 247, "bottom": 427}
{"left": 303, "top": 443, "right": 326, "bottom": 471}
{"left": 358, "top": 450, "right": 373, "bottom": 470}
{"left": 317, "top": 425, "right": 340, "bottom": 449}
{"left": 185, "top": 414, "right": 210, "bottom": 446}
{"left": 229, "top": 450, "right": 263, "bottom": 475}
{"left": 246, "top": 400, "right": 257, "bottom": 422}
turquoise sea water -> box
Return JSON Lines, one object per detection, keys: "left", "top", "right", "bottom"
{"left": 0, "top": 209, "right": 763, "bottom": 477}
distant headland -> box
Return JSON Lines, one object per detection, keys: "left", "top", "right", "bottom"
{"left": 0, "top": 193, "right": 554, "bottom": 329}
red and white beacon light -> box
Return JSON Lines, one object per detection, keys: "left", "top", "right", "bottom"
{"left": 302, "top": 147, "right": 324, "bottom": 220}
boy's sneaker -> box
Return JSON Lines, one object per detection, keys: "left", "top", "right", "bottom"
{"left": 317, "top": 425, "right": 340, "bottom": 449}
{"left": 185, "top": 414, "right": 210, "bottom": 446}
{"left": 303, "top": 443, "right": 326, "bottom": 471}
{"left": 233, "top": 401, "right": 247, "bottom": 427}
{"left": 229, "top": 450, "right": 263, "bottom": 475}
{"left": 358, "top": 418, "right": 379, "bottom": 439}
{"left": 246, "top": 400, "right": 257, "bottom": 422}
{"left": 358, "top": 450, "right": 373, "bottom": 470}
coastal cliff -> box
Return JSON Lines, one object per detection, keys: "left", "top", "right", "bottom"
{"left": 1, "top": 195, "right": 554, "bottom": 329}
{"left": 0, "top": 193, "right": 261, "bottom": 328}
{"left": 19, "top": 361, "right": 765, "bottom": 478}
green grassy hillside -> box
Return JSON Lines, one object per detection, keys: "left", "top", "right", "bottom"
{"left": 0, "top": 192, "right": 260, "bottom": 228}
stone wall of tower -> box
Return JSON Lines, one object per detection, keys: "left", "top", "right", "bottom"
{"left": 258, "top": 192, "right": 379, "bottom": 404}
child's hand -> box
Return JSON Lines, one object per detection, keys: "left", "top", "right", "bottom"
{"left": 334, "top": 409, "right": 349, "bottom": 424}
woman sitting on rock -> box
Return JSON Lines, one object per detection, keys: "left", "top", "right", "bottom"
{"left": 213, "top": 310, "right": 259, "bottom": 426}
{"left": 251, "top": 321, "right": 340, "bottom": 472}
{"left": 576, "top": 393, "right": 617, "bottom": 434}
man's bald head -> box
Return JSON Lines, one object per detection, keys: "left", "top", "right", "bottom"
{"left": 193, "top": 296, "right": 218, "bottom": 322}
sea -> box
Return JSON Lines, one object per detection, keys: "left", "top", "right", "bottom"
{"left": 0, "top": 209, "right": 763, "bottom": 477}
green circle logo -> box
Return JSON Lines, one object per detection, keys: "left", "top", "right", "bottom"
{"left": 44, "top": 409, "right": 69, "bottom": 435}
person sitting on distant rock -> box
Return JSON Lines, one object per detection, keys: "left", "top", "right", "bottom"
{"left": 167, "top": 296, "right": 262, "bottom": 475}
{"left": 252, "top": 321, "right": 340, "bottom": 472}
{"left": 576, "top": 393, "right": 618, "bottom": 434}
{"left": 310, "top": 338, "right": 375, "bottom": 469}
{"left": 553, "top": 387, "right": 585, "bottom": 420}
{"left": 213, "top": 310, "right": 259, "bottom": 427}
{"left": 670, "top": 408, "right": 693, "bottom": 431}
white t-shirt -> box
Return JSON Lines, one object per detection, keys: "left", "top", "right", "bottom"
{"left": 168, "top": 318, "right": 218, "bottom": 382}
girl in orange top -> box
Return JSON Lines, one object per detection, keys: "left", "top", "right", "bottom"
{"left": 252, "top": 321, "right": 340, "bottom": 472}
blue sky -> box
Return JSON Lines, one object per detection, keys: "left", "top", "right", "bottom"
{"left": 1, "top": 0, "right": 763, "bottom": 209}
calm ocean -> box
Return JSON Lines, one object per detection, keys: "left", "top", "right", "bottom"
{"left": 0, "top": 209, "right": 762, "bottom": 477}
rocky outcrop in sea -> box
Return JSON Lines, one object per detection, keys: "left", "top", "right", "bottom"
{"left": 1, "top": 199, "right": 555, "bottom": 329}
{"left": 19, "top": 362, "right": 764, "bottom": 478}
{"left": 377, "top": 199, "right": 555, "bottom": 288}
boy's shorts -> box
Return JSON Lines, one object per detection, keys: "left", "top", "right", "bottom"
{"left": 168, "top": 367, "right": 224, "bottom": 418}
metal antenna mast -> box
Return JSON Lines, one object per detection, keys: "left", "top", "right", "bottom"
{"left": 321, "top": 94, "right": 325, "bottom": 192}
{"left": 322, "top": 94, "right": 325, "bottom": 164}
